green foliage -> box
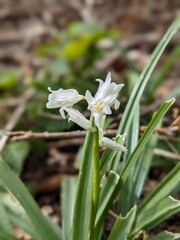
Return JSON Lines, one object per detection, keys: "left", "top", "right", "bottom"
{"left": 2, "top": 141, "right": 30, "bottom": 175}
{"left": 0, "top": 157, "right": 61, "bottom": 240}
{"left": 150, "top": 231, "right": 180, "bottom": 240}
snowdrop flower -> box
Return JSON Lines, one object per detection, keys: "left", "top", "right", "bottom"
{"left": 85, "top": 72, "right": 124, "bottom": 128}
{"left": 46, "top": 87, "right": 84, "bottom": 109}
{"left": 101, "top": 137, "right": 127, "bottom": 153}
{"left": 60, "top": 107, "right": 96, "bottom": 132}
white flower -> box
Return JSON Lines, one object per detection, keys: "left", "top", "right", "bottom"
{"left": 101, "top": 137, "right": 127, "bottom": 153}
{"left": 85, "top": 72, "right": 124, "bottom": 128}
{"left": 60, "top": 107, "right": 96, "bottom": 132}
{"left": 46, "top": 87, "right": 84, "bottom": 109}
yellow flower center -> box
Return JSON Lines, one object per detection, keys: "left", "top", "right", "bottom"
{"left": 93, "top": 101, "right": 104, "bottom": 113}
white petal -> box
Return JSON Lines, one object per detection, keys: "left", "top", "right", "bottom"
{"left": 59, "top": 108, "right": 66, "bottom": 119}
{"left": 103, "top": 105, "right": 112, "bottom": 115}
{"left": 46, "top": 101, "right": 61, "bottom": 109}
{"left": 94, "top": 112, "right": 104, "bottom": 128}
{"left": 104, "top": 72, "right": 111, "bottom": 84}
{"left": 64, "top": 107, "right": 96, "bottom": 132}
{"left": 114, "top": 99, "right": 120, "bottom": 110}
{"left": 47, "top": 87, "right": 84, "bottom": 109}
{"left": 95, "top": 72, "right": 111, "bottom": 100}
{"left": 85, "top": 90, "right": 94, "bottom": 105}
{"left": 101, "top": 137, "right": 127, "bottom": 153}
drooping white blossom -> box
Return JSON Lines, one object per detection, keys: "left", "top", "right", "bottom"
{"left": 61, "top": 107, "right": 96, "bottom": 132}
{"left": 101, "top": 137, "right": 127, "bottom": 153}
{"left": 85, "top": 72, "right": 124, "bottom": 128}
{"left": 46, "top": 87, "right": 84, "bottom": 109}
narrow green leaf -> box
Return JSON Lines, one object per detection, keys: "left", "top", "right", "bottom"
{"left": 132, "top": 132, "right": 159, "bottom": 200}
{"left": 146, "top": 45, "right": 180, "bottom": 102}
{"left": 0, "top": 231, "right": 19, "bottom": 240}
{"left": 7, "top": 212, "right": 38, "bottom": 240}
{"left": 61, "top": 177, "right": 77, "bottom": 240}
{"left": 137, "top": 163, "right": 180, "bottom": 214}
{"left": 108, "top": 205, "right": 137, "bottom": 240}
{"left": 118, "top": 18, "right": 179, "bottom": 135}
{"left": 94, "top": 171, "right": 121, "bottom": 239}
{"left": 118, "top": 106, "right": 139, "bottom": 215}
{"left": 109, "top": 18, "right": 179, "bottom": 171}
{"left": 0, "top": 202, "right": 13, "bottom": 234}
{"left": 119, "top": 118, "right": 160, "bottom": 215}
{"left": 2, "top": 141, "right": 30, "bottom": 175}
{"left": 150, "top": 231, "right": 180, "bottom": 240}
{"left": 121, "top": 99, "right": 175, "bottom": 184}
{"left": 70, "top": 129, "right": 94, "bottom": 240}
{"left": 0, "top": 156, "right": 60, "bottom": 240}
{"left": 132, "top": 196, "right": 180, "bottom": 234}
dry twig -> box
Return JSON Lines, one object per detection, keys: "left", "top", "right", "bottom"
{"left": 5, "top": 129, "right": 117, "bottom": 141}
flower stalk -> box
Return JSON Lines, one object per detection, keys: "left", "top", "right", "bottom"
{"left": 91, "top": 122, "right": 100, "bottom": 233}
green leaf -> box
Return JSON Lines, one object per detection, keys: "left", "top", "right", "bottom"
{"left": 118, "top": 18, "right": 179, "bottom": 135}
{"left": 61, "top": 177, "right": 77, "bottom": 240}
{"left": 2, "top": 194, "right": 39, "bottom": 239}
{"left": 109, "top": 17, "right": 179, "bottom": 171}
{"left": 0, "top": 156, "right": 60, "bottom": 240}
{"left": 70, "top": 129, "right": 94, "bottom": 240}
{"left": 0, "top": 202, "right": 13, "bottom": 234}
{"left": 132, "top": 196, "right": 180, "bottom": 234}
{"left": 2, "top": 141, "right": 30, "bottom": 175}
{"left": 118, "top": 106, "right": 139, "bottom": 215}
{"left": 150, "top": 231, "right": 180, "bottom": 240}
{"left": 136, "top": 163, "right": 180, "bottom": 214}
{"left": 94, "top": 171, "right": 121, "bottom": 239}
{"left": 0, "top": 68, "right": 20, "bottom": 89}
{"left": 107, "top": 205, "right": 137, "bottom": 240}
{"left": 118, "top": 117, "right": 160, "bottom": 215}
{"left": 146, "top": 45, "right": 180, "bottom": 102}
{"left": 0, "top": 231, "right": 19, "bottom": 240}
{"left": 8, "top": 213, "right": 38, "bottom": 240}
{"left": 120, "top": 98, "right": 175, "bottom": 184}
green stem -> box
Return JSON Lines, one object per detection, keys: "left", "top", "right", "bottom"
{"left": 91, "top": 124, "right": 100, "bottom": 239}
{"left": 93, "top": 126, "right": 100, "bottom": 211}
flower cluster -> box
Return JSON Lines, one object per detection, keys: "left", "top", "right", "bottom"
{"left": 46, "top": 72, "right": 127, "bottom": 152}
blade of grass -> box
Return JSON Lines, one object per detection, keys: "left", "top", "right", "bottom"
{"left": 7, "top": 212, "right": 38, "bottom": 240}
{"left": 131, "top": 196, "right": 180, "bottom": 235}
{"left": 120, "top": 98, "right": 175, "bottom": 184}
{"left": 109, "top": 17, "right": 179, "bottom": 171}
{"left": 146, "top": 45, "right": 180, "bottom": 102}
{"left": 118, "top": 105, "right": 139, "bottom": 215}
{"left": 118, "top": 18, "right": 179, "bottom": 135}
{"left": 61, "top": 176, "right": 77, "bottom": 240}
{"left": 0, "top": 156, "right": 60, "bottom": 240}
{"left": 0, "top": 231, "right": 19, "bottom": 240}
{"left": 136, "top": 163, "right": 180, "bottom": 214}
{"left": 0, "top": 202, "right": 13, "bottom": 234}
{"left": 107, "top": 205, "right": 137, "bottom": 240}
{"left": 149, "top": 231, "right": 180, "bottom": 240}
{"left": 94, "top": 171, "right": 121, "bottom": 239}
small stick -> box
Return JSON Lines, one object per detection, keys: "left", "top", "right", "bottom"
{"left": 6, "top": 129, "right": 117, "bottom": 141}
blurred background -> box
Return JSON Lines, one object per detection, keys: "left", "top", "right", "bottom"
{"left": 0, "top": 0, "right": 179, "bottom": 238}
